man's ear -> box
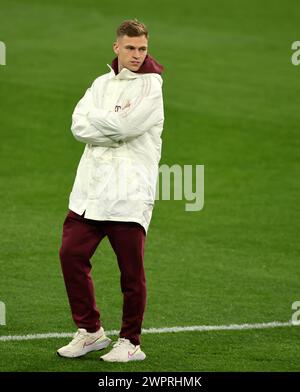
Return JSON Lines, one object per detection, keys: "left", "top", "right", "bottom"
{"left": 113, "top": 41, "right": 119, "bottom": 55}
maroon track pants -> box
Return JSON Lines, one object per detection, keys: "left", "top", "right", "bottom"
{"left": 59, "top": 209, "right": 146, "bottom": 346}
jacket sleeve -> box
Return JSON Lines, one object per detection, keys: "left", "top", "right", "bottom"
{"left": 71, "top": 85, "right": 121, "bottom": 147}
{"left": 87, "top": 76, "right": 164, "bottom": 142}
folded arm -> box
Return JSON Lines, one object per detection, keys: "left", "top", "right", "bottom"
{"left": 71, "top": 75, "right": 164, "bottom": 146}
{"left": 87, "top": 76, "right": 164, "bottom": 142}
{"left": 71, "top": 85, "right": 121, "bottom": 147}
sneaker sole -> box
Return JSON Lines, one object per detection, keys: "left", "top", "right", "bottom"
{"left": 57, "top": 336, "right": 112, "bottom": 358}
{"left": 100, "top": 352, "right": 146, "bottom": 362}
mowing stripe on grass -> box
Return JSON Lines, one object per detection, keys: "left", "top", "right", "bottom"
{"left": 0, "top": 321, "right": 297, "bottom": 342}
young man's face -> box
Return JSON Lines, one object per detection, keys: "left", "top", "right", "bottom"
{"left": 113, "top": 35, "right": 148, "bottom": 72}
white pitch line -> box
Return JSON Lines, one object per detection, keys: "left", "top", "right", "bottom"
{"left": 0, "top": 320, "right": 297, "bottom": 342}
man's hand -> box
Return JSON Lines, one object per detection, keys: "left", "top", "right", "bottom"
{"left": 122, "top": 101, "right": 131, "bottom": 110}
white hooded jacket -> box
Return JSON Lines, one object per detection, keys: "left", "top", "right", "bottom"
{"left": 68, "top": 58, "right": 164, "bottom": 233}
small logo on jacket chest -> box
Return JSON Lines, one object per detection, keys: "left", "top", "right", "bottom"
{"left": 115, "top": 105, "right": 122, "bottom": 112}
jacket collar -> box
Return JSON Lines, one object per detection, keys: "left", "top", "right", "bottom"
{"left": 107, "top": 54, "right": 164, "bottom": 80}
{"left": 107, "top": 65, "right": 139, "bottom": 80}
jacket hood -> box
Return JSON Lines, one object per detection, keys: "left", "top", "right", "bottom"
{"left": 111, "top": 54, "right": 164, "bottom": 75}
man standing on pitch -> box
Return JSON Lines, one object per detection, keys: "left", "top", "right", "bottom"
{"left": 57, "top": 19, "right": 164, "bottom": 362}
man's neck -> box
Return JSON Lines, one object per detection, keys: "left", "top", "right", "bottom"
{"left": 118, "top": 61, "right": 123, "bottom": 73}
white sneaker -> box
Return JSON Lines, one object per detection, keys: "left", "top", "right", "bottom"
{"left": 57, "top": 327, "right": 111, "bottom": 358}
{"left": 100, "top": 337, "right": 146, "bottom": 362}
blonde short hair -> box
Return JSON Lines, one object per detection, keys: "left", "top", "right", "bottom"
{"left": 116, "top": 19, "right": 148, "bottom": 39}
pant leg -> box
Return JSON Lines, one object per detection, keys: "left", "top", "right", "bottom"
{"left": 59, "top": 210, "right": 105, "bottom": 332}
{"left": 105, "top": 221, "right": 146, "bottom": 346}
